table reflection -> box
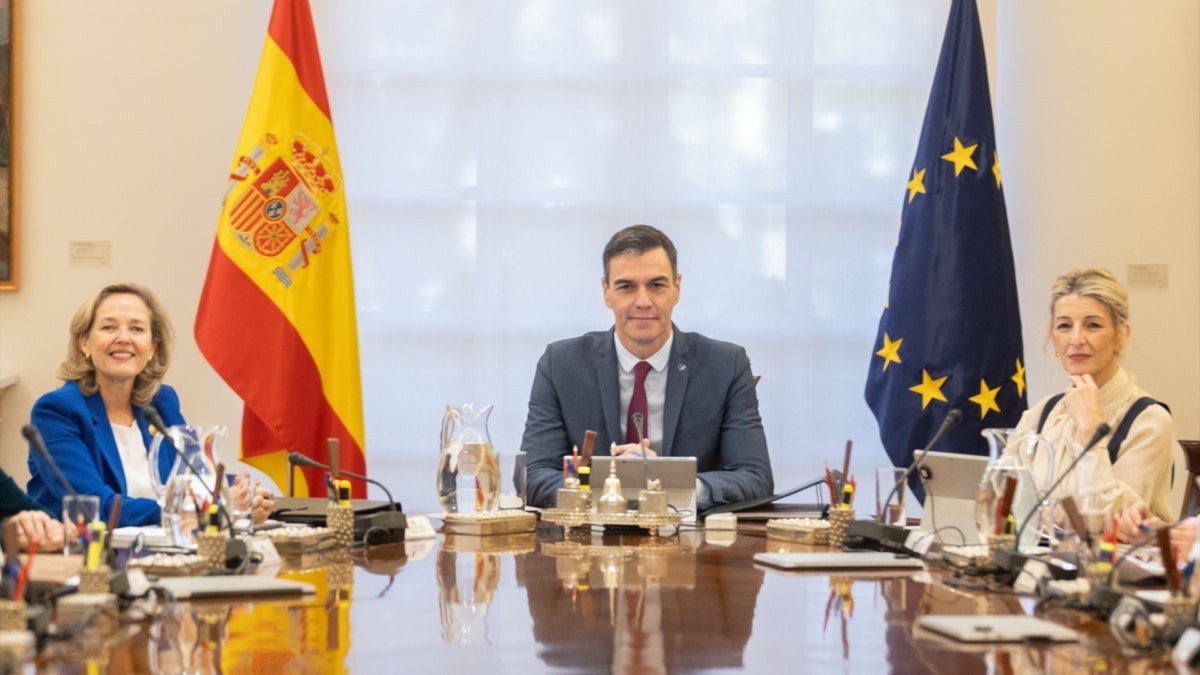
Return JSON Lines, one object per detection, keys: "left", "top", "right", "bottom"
{"left": 26, "top": 526, "right": 1183, "bottom": 673}
{"left": 521, "top": 530, "right": 763, "bottom": 672}
{"left": 437, "top": 532, "right": 537, "bottom": 644}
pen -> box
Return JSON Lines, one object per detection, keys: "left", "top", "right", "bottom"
{"left": 840, "top": 482, "right": 854, "bottom": 510}
{"left": 841, "top": 440, "right": 853, "bottom": 486}
{"left": 189, "top": 487, "right": 202, "bottom": 519}
{"left": 212, "top": 462, "right": 226, "bottom": 522}
{"left": 1000, "top": 475, "right": 1018, "bottom": 520}
{"left": 1097, "top": 527, "right": 1116, "bottom": 572}
{"left": 338, "top": 479, "right": 352, "bottom": 507}
{"left": 581, "top": 430, "right": 598, "bottom": 468}
{"left": 246, "top": 475, "right": 259, "bottom": 535}
{"left": 86, "top": 522, "right": 106, "bottom": 571}
{"left": 1159, "top": 528, "right": 1178, "bottom": 597}
{"left": 207, "top": 503, "right": 220, "bottom": 533}
{"left": 107, "top": 494, "right": 123, "bottom": 532}
{"left": 13, "top": 540, "right": 36, "bottom": 602}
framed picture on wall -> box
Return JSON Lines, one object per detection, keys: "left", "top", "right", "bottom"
{"left": 0, "top": 0, "right": 16, "bottom": 291}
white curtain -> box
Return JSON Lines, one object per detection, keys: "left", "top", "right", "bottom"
{"left": 314, "top": 0, "right": 952, "bottom": 508}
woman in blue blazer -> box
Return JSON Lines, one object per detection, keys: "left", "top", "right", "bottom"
{"left": 27, "top": 283, "right": 272, "bottom": 527}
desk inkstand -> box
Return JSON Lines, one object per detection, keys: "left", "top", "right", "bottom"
{"left": 542, "top": 456, "right": 682, "bottom": 537}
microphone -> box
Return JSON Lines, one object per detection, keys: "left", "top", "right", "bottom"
{"left": 144, "top": 407, "right": 234, "bottom": 532}
{"left": 22, "top": 424, "right": 79, "bottom": 500}
{"left": 286, "top": 452, "right": 399, "bottom": 511}
{"left": 285, "top": 452, "right": 406, "bottom": 546}
{"left": 992, "top": 423, "right": 1112, "bottom": 579}
{"left": 632, "top": 412, "right": 649, "bottom": 488}
{"left": 846, "top": 409, "right": 962, "bottom": 554}
{"left": 1015, "top": 422, "right": 1112, "bottom": 548}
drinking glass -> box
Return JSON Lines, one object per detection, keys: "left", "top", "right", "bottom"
{"left": 499, "top": 452, "right": 527, "bottom": 510}
{"left": 875, "top": 467, "right": 907, "bottom": 526}
{"left": 62, "top": 494, "right": 100, "bottom": 555}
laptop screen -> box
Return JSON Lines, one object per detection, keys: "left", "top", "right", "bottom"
{"left": 587, "top": 456, "right": 697, "bottom": 519}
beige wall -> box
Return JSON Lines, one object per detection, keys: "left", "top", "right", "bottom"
{"left": 0, "top": 1, "right": 269, "bottom": 480}
{"left": 998, "top": 0, "right": 1200, "bottom": 438}
{"left": 0, "top": 1, "right": 1197, "bottom": 488}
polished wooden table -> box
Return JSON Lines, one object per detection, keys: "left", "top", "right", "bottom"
{"left": 36, "top": 521, "right": 1178, "bottom": 673}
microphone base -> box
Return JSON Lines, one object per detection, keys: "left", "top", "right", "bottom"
{"left": 355, "top": 511, "right": 408, "bottom": 546}
{"left": 225, "top": 539, "right": 250, "bottom": 571}
{"left": 844, "top": 520, "right": 912, "bottom": 554}
{"left": 1088, "top": 583, "right": 1126, "bottom": 617}
{"left": 992, "top": 548, "right": 1079, "bottom": 582}
{"left": 990, "top": 548, "right": 1030, "bottom": 585}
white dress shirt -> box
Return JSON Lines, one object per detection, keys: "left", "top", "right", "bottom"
{"left": 112, "top": 422, "right": 158, "bottom": 500}
{"left": 615, "top": 332, "right": 673, "bottom": 454}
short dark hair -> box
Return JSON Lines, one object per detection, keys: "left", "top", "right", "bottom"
{"left": 602, "top": 225, "right": 678, "bottom": 281}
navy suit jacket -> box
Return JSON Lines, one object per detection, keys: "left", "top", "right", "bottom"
{"left": 521, "top": 327, "right": 773, "bottom": 509}
{"left": 27, "top": 381, "right": 185, "bottom": 527}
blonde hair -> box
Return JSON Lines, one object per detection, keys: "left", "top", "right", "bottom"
{"left": 1049, "top": 268, "right": 1130, "bottom": 325}
{"left": 1047, "top": 267, "right": 1130, "bottom": 352}
{"left": 57, "top": 283, "right": 174, "bottom": 408}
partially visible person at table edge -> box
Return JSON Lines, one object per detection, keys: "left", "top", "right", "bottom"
{"left": 1000, "top": 268, "right": 1176, "bottom": 540}
{"left": 25, "top": 283, "right": 274, "bottom": 527}
{"left": 0, "top": 465, "right": 65, "bottom": 551}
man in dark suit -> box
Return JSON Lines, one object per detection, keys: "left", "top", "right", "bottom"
{"left": 521, "top": 225, "right": 773, "bottom": 511}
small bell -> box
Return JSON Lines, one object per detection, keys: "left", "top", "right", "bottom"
{"left": 597, "top": 458, "right": 627, "bottom": 514}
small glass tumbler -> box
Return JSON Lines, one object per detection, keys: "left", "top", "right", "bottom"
{"left": 231, "top": 472, "right": 260, "bottom": 526}
{"left": 62, "top": 495, "right": 100, "bottom": 556}
{"left": 875, "top": 467, "right": 907, "bottom": 527}
{"left": 500, "top": 452, "right": 527, "bottom": 510}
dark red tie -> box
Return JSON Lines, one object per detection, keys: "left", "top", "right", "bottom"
{"left": 626, "top": 361, "right": 652, "bottom": 444}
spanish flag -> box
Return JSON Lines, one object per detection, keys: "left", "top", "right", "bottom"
{"left": 196, "top": 0, "right": 365, "bottom": 498}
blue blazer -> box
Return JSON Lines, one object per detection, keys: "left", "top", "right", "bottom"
{"left": 521, "top": 327, "right": 773, "bottom": 509}
{"left": 27, "top": 381, "right": 185, "bottom": 527}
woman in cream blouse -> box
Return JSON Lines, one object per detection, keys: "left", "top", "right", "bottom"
{"left": 1007, "top": 268, "right": 1176, "bottom": 528}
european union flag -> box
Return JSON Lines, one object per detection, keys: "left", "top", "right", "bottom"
{"left": 865, "top": 0, "right": 1026, "bottom": 498}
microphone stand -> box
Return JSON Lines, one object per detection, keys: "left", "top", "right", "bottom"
{"left": 287, "top": 453, "right": 400, "bottom": 511}
{"left": 992, "top": 423, "right": 1112, "bottom": 582}
{"left": 22, "top": 424, "right": 80, "bottom": 500}
{"left": 286, "top": 452, "right": 407, "bottom": 545}
{"left": 845, "top": 409, "right": 963, "bottom": 554}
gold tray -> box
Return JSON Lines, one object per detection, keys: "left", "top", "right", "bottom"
{"left": 765, "top": 518, "right": 830, "bottom": 545}
{"left": 441, "top": 510, "right": 538, "bottom": 536}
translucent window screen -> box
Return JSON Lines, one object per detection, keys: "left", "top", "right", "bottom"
{"left": 315, "top": 0, "right": 953, "bottom": 509}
